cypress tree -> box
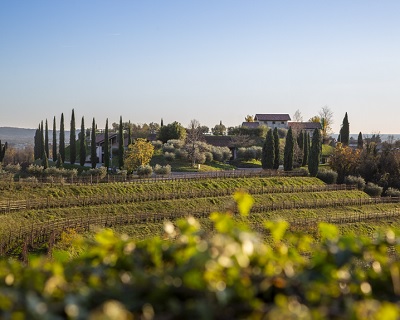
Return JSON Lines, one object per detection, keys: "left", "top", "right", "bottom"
{"left": 273, "top": 127, "right": 280, "bottom": 169}
{"left": 52, "top": 116, "right": 57, "bottom": 162}
{"left": 56, "top": 153, "right": 63, "bottom": 168}
{"left": 0, "top": 140, "right": 7, "bottom": 163}
{"left": 302, "top": 132, "right": 310, "bottom": 166}
{"left": 308, "top": 128, "right": 321, "bottom": 176}
{"left": 79, "top": 116, "right": 86, "bottom": 166}
{"left": 45, "top": 119, "right": 49, "bottom": 161}
{"left": 70, "top": 109, "right": 76, "bottom": 164}
{"left": 128, "top": 121, "right": 132, "bottom": 146}
{"left": 261, "top": 129, "right": 274, "bottom": 169}
{"left": 161, "top": 118, "right": 164, "bottom": 127}
{"left": 297, "top": 130, "right": 304, "bottom": 150}
{"left": 118, "top": 116, "right": 125, "bottom": 169}
{"left": 40, "top": 121, "right": 44, "bottom": 160}
{"left": 60, "top": 113, "right": 65, "bottom": 163}
{"left": 91, "top": 118, "right": 97, "bottom": 169}
{"left": 283, "top": 127, "right": 294, "bottom": 171}
{"left": 34, "top": 126, "right": 40, "bottom": 160}
{"left": 341, "top": 112, "right": 350, "bottom": 146}
{"left": 357, "top": 132, "right": 363, "bottom": 149}
{"left": 104, "top": 119, "right": 110, "bottom": 170}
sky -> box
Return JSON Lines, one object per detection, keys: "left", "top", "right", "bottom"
{"left": 1, "top": 1, "right": 400, "bottom": 134}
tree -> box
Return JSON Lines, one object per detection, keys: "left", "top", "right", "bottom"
{"left": 124, "top": 138, "right": 154, "bottom": 174}
{"left": 273, "top": 127, "right": 280, "bottom": 169}
{"left": 357, "top": 132, "right": 364, "bottom": 150}
{"left": 127, "top": 121, "right": 132, "bottom": 146}
{"left": 293, "top": 109, "right": 303, "bottom": 122}
{"left": 52, "top": 116, "right": 57, "bottom": 162}
{"left": 308, "top": 128, "right": 321, "bottom": 176}
{"left": 330, "top": 143, "right": 361, "bottom": 183}
{"left": 318, "top": 105, "right": 334, "bottom": 140}
{"left": 0, "top": 140, "right": 7, "bottom": 163}
{"left": 262, "top": 129, "right": 274, "bottom": 169}
{"left": 297, "top": 130, "right": 304, "bottom": 150}
{"left": 283, "top": 127, "right": 294, "bottom": 171}
{"left": 91, "top": 118, "right": 97, "bottom": 169}
{"left": 45, "top": 119, "right": 49, "bottom": 161}
{"left": 40, "top": 121, "right": 44, "bottom": 160}
{"left": 118, "top": 116, "right": 125, "bottom": 169}
{"left": 302, "top": 132, "right": 310, "bottom": 166}
{"left": 56, "top": 152, "right": 63, "bottom": 168}
{"left": 70, "top": 109, "right": 76, "bottom": 164}
{"left": 34, "top": 125, "right": 41, "bottom": 160}
{"left": 79, "top": 116, "right": 86, "bottom": 166}
{"left": 104, "top": 119, "right": 110, "bottom": 170}
{"left": 211, "top": 121, "right": 226, "bottom": 136}
{"left": 245, "top": 115, "right": 254, "bottom": 122}
{"left": 59, "top": 113, "right": 65, "bottom": 163}
{"left": 157, "top": 121, "right": 186, "bottom": 143}
{"left": 340, "top": 112, "right": 350, "bottom": 146}
{"left": 185, "top": 119, "right": 204, "bottom": 167}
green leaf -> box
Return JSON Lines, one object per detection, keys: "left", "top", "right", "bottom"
{"left": 233, "top": 191, "right": 254, "bottom": 217}
{"left": 319, "top": 223, "right": 339, "bottom": 241}
{"left": 265, "top": 220, "right": 289, "bottom": 243}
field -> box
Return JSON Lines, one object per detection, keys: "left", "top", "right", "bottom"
{"left": 1, "top": 174, "right": 400, "bottom": 256}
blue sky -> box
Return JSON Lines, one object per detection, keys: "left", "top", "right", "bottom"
{"left": 1, "top": 1, "right": 400, "bottom": 133}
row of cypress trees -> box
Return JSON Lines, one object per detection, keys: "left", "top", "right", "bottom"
{"left": 261, "top": 126, "right": 321, "bottom": 176}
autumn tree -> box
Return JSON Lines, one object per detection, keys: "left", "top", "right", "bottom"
{"left": 245, "top": 115, "right": 254, "bottom": 122}
{"left": 330, "top": 143, "right": 361, "bottom": 183}
{"left": 124, "top": 138, "right": 154, "bottom": 174}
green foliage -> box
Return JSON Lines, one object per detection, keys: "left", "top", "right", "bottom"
{"left": 344, "top": 175, "right": 366, "bottom": 190}
{"left": 273, "top": 127, "right": 280, "bottom": 169}
{"left": 357, "top": 131, "right": 364, "bottom": 149}
{"left": 118, "top": 116, "right": 125, "bottom": 169}
{"left": 262, "top": 129, "right": 274, "bottom": 169}
{"left": 283, "top": 127, "right": 294, "bottom": 171}
{"left": 52, "top": 116, "right": 57, "bottom": 162}
{"left": 316, "top": 169, "right": 338, "bottom": 184}
{"left": 91, "top": 118, "right": 97, "bottom": 169}
{"left": 137, "top": 164, "right": 153, "bottom": 178}
{"left": 385, "top": 187, "right": 400, "bottom": 197}
{"left": 2, "top": 194, "right": 400, "bottom": 318}
{"left": 104, "top": 119, "right": 110, "bottom": 169}
{"left": 70, "top": 109, "right": 76, "bottom": 164}
{"left": 364, "top": 182, "right": 383, "bottom": 197}
{"left": 59, "top": 113, "right": 65, "bottom": 163}
{"left": 302, "top": 132, "right": 309, "bottom": 166}
{"left": 340, "top": 112, "right": 350, "bottom": 146}
{"left": 157, "top": 121, "right": 187, "bottom": 143}
{"left": 308, "top": 128, "right": 321, "bottom": 176}
{"left": 79, "top": 116, "right": 86, "bottom": 166}
{"left": 154, "top": 164, "right": 171, "bottom": 175}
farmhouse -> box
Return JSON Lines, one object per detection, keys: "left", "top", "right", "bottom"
{"left": 253, "top": 114, "right": 291, "bottom": 130}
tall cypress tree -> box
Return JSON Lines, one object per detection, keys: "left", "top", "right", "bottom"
{"left": 40, "top": 121, "right": 44, "bottom": 160}
{"left": 308, "top": 128, "right": 321, "bottom": 177}
{"left": 357, "top": 132, "right": 363, "bottom": 149}
{"left": 302, "top": 132, "right": 310, "bottom": 166}
{"left": 45, "top": 119, "right": 49, "bottom": 161}
{"left": 104, "top": 119, "right": 110, "bottom": 170}
{"left": 34, "top": 125, "right": 40, "bottom": 160}
{"left": 52, "top": 116, "right": 57, "bottom": 162}
{"left": 283, "top": 127, "right": 294, "bottom": 171}
{"left": 261, "top": 129, "right": 274, "bottom": 169}
{"left": 60, "top": 113, "right": 65, "bottom": 163}
{"left": 118, "top": 116, "right": 125, "bottom": 169}
{"left": 273, "top": 127, "right": 280, "bottom": 169}
{"left": 70, "top": 109, "right": 76, "bottom": 164}
{"left": 341, "top": 112, "right": 350, "bottom": 146}
{"left": 91, "top": 118, "right": 97, "bottom": 169}
{"left": 79, "top": 116, "right": 86, "bottom": 166}
{"left": 297, "top": 130, "right": 304, "bottom": 150}
{"left": 128, "top": 120, "right": 132, "bottom": 146}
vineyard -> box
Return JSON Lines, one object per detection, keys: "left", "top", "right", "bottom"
{"left": 1, "top": 174, "right": 400, "bottom": 257}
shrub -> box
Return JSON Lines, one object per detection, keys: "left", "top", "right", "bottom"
{"left": 137, "top": 164, "right": 153, "bottom": 178}
{"left": 83, "top": 167, "right": 107, "bottom": 179}
{"left": 151, "top": 140, "right": 163, "bottom": 150}
{"left": 175, "top": 149, "right": 188, "bottom": 160}
{"left": 44, "top": 167, "right": 63, "bottom": 177}
{"left": 385, "top": 187, "right": 400, "bottom": 197}
{"left": 316, "top": 169, "right": 338, "bottom": 184}
{"left": 62, "top": 168, "right": 78, "bottom": 178}
{"left": 154, "top": 164, "right": 171, "bottom": 175}
{"left": 162, "top": 143, "right": 175, "bottom": 153}
{"left": 164, "top": 152, "right": 175, "bottom": 162}
{"left": 344, "top": 175, "right": 366, "bottom": 190}
{"left": 293, "top": 167, "right": 309, "bottom": 177}
{"left": 364, "top": 182, "right": 383, "bottom": 197}
{"left": 204, "top": 152, "right": 213, "bottom": 163}
{"left": 167, "top": 139, "right": 185, "bottom": 149}
{"left": 4, "top": 164, "right": 21, "bottom": 174}
{"left": 195, "top": 152, "right": 206, "bottom": 165}
{"left": 26, "top": 164, "right": 44, "bottom": 177}
{"left": 211, "top": 147, "right": 223, "bottom": 162}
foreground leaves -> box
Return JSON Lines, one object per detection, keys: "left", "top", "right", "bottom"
{"left": 1, "top": 194, "right": 400, "bottom": 319}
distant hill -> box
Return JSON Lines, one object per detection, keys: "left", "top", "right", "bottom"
{"left": 0, "top": 127, "right": 71, "bottom": 149}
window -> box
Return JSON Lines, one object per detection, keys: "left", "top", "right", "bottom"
{"left": 281, "top": 121, "right": 284, "bottom": 124}
{"left": 272, "top": 121, "right": 276, "bottom": 124}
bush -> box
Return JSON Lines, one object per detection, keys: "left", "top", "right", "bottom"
{"left": 164, "top": 152, "right": 175, "bottom": 162}
{"left": 316, "top": 169, "right": 338, "bottom": 184}
{"left": 26, "top": 164, "right": 44, "bottom": 177}
{"left": 293, "top": 167, "right": 309, "bottom": 177}
{"left": 175, "top": 149, "right": 188, "bottom": 160}
{"left": 83, "top": 167, "right": 107, "bottom": 179}
{"left": 364, "top": 182, "right": 383, "bottom": 197}
{"left": 167, "top": 139, "right": 185, "bottom": 149}
{"left": 344, "top": 175, "right": 366, "bottom": 190}
{"left": 385, "top": 187, "right": 400, "bottom": 197}
{"left": 137, "top": 164, "right": 153, "bottom": 178}
{"left": 154, "top": 164, "right": 171, "bottom": 175}
{"left": 151, "top": 140, "right": 163, "bottom": 150}
{"left": 204, "top": 152, "right": 213, "bottom": 163}
{"left": 44, "top": 167, "right": 63, "bottom": 177}
{"left": 4, "top": 164, "right": 21, "bottom": 174}
{"left": 162, "top": 143, "right": 175, "bottom": 153}
{"left": 211, "top": 147, "right": 223, "bottom": 162}
{"left": 195, "top": 152, "right": 206, "bottom": 165}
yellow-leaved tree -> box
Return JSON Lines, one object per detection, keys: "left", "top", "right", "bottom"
{"left": 124, "top": 138, "right": 154, "bottom": 174}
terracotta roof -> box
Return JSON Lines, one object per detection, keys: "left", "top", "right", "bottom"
{"left": 254, "top": 114, "right": 291, "bottom": 121}
{"left": 288, "top": 122, "right": 322, "bottom": 130}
